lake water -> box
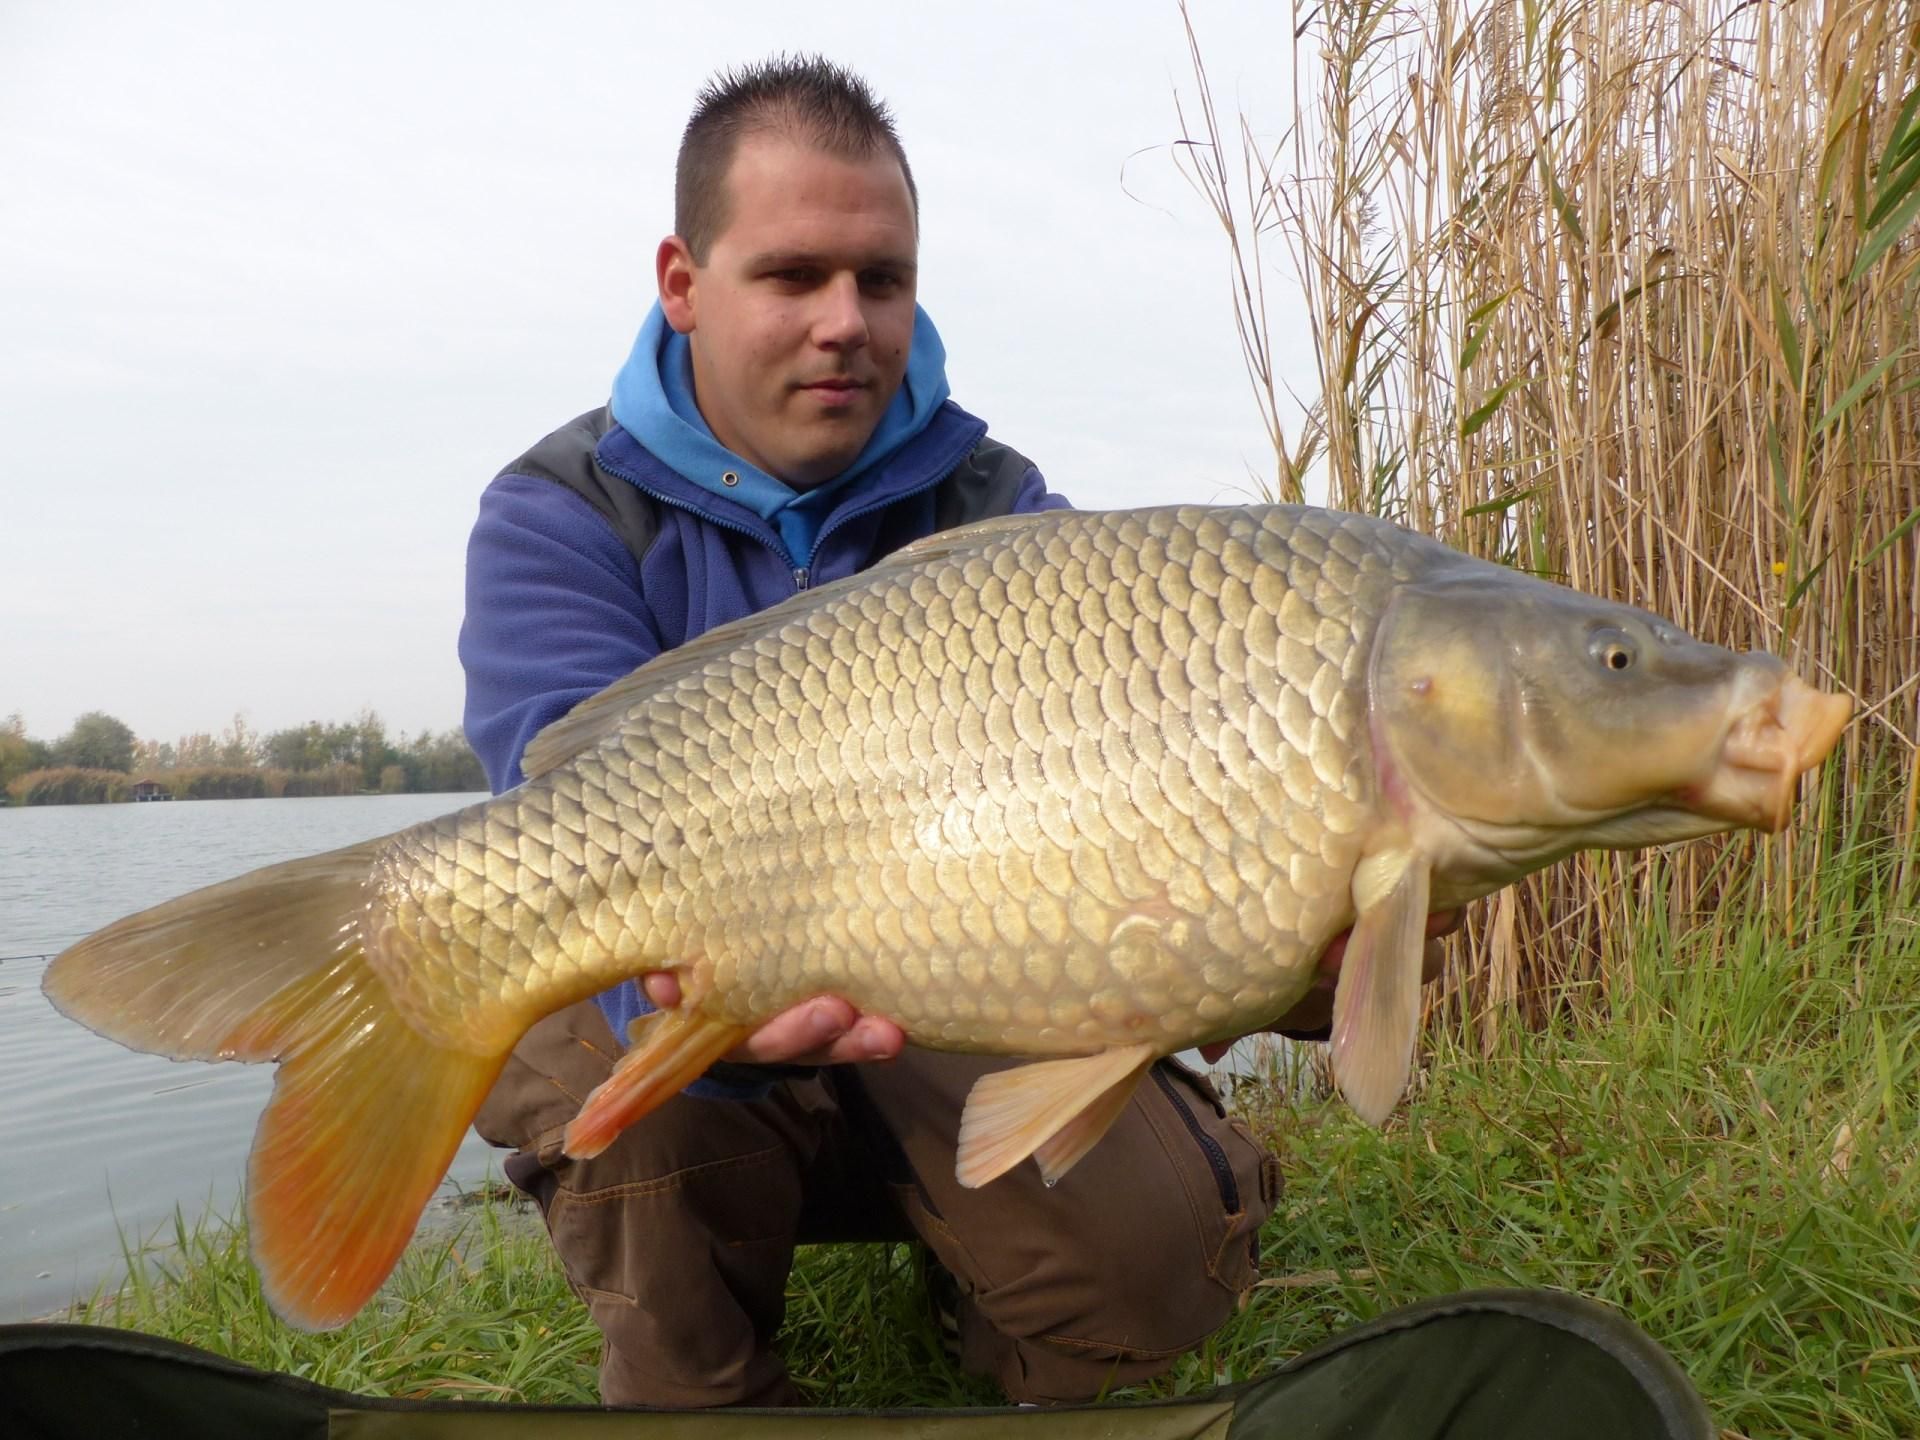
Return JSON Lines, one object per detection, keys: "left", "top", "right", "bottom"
{"left": 0, "top": 793, "right": 502, "bottom": 1321}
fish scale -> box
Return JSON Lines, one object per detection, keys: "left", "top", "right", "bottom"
{"left": 366, "top": 506, "right": 1397, "bottom": 1059}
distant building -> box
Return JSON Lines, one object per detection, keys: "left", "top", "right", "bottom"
{"left": 130, "top": 780, "right": 173, "bottom": 802}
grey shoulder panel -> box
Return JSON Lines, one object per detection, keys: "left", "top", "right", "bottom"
{"left": 497, "top": 406, "right": 661, "bottom": 564}
{"left": 933, "top": 436, "right": 1040, "bottom": 530}
{"left": 497, "top": 419, "right": 1035, "bottom": 566}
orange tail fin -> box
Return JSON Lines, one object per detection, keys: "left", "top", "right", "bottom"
{"left": 43, "top": 841, "right": 509, "bottom": 1330}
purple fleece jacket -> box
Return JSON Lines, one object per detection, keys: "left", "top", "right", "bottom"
{"left": 459, "top": 401, "right": 1067, "bottom": 1071}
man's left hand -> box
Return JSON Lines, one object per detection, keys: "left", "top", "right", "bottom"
{"left": 640, "top": 972, "right": 906, "bottom": 1066}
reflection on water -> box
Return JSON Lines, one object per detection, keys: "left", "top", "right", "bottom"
{"left": 0, "top": 793, "right": 498, "bottom": 1320}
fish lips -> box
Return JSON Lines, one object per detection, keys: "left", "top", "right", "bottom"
{"left": 1676, "top": 670, "right": 1852, "bottom": 831}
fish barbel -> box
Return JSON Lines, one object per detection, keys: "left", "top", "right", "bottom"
{"left": 44, "top": 504, "right": 1851, "bottom": 1328}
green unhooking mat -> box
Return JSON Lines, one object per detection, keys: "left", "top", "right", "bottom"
{"left": 1, "top": 1289, "right": 1713, "bottom": 1438}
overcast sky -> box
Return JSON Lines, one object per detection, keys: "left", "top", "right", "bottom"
{"left": 2, "top": 0, "right": 1313, "bottom": 746}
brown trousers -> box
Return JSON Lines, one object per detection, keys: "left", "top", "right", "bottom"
{"left": 473, "top": 1002, "right": 1279, "bottom": 1408}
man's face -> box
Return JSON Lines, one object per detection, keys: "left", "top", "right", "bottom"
{"left": 658, "top": 133, "right": 919, "bottom": 490}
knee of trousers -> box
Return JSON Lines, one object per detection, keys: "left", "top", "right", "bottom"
{"left": 957, "top": 1101, "right": 1278, "bottom": 1370}
{"left": 967, "top": 1215, "right": 1254, "bottom": 1370}
{"left": 958, "top": 1213, "right": 1254, "bottom": 1407}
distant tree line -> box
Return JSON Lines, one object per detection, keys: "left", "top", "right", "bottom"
{"left": 1, "top": 709, "right": 487, "bottom": 806}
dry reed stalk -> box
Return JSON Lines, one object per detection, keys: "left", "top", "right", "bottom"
{"left": 1176, "top": 0, "right": 1920, "bottom": 1032}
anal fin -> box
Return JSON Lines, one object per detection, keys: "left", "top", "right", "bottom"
{"left": 1330, "top": 848, "right": 1432, "bottom": 1125}
{"left": 563, "top": 1007, "right": 751, "bottom": 1159}
{"left": 956, "top": 1043, "right": 1156, "bottom": 1189}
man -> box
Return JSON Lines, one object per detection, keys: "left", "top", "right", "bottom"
{"left": 462, "top": 56, "right": 1402, "bottom": 1410}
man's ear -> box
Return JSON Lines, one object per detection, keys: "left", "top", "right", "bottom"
{"left": 657, "top": 236, "right": 698, "bottom": 333}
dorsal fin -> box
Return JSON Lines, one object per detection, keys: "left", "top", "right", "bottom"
{"left": 518, "top": 509, "right": 1061, "bottom": 781}
{"left": 885, "top": 510, "right": 1052, "bottom": 563}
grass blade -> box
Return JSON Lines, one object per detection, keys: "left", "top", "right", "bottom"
{"left": 1785, "top": 550, "right": 1836, "bottom": 608}
{"left": 1850, "top": 188, "right": 1920, "bottom": 283}
{"left": 1460, "top": 289, "right": 1515, "bottom": 373}
{"left": 1537, "top": 153, "right": 1585, "bottom": 244}
{"left": 1461, "top": 375, "right": 1526, "bottom": 438}
{"left": 1860, "top": 503, "right": 1920, "bottom": 567}
{"left": 1875, "top": 86, "right": 1920, "bottom": 179}
{"left": 1813, "top": 352, "right": 1906, "bottom": 433}
{"left": 1770, "top": 281, "right": 1803, "bottom": 389}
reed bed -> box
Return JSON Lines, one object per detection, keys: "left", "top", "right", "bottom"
{"left": 1178, "top": 0, "right": 1920, "bottom": 1030}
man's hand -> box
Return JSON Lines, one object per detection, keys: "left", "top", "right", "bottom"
{"left": 1197, "top": 909, "right": 1467, "bottom": 1064}
{"left": 641, "top": 973, "right": 906, "bottom": 1065}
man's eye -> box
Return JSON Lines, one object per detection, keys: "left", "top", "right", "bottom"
{"left": 861, "top": 271, "right": 901, "bottom": 291}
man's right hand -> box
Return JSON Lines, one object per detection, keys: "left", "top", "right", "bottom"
{"left": 641, "top": 973, "right": 906, "bottom": 1065}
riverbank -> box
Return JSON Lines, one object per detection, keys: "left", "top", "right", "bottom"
{"left": 3, "top": 765, "right": 479, "bottom": 806}
{"left": 40, "top": 836, "right": 1920, "bottom": 1430}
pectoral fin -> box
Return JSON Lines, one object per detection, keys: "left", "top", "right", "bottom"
{"left": 956, "top": 1044, "right": 1157, "bottom": 1189}
{"left": 1330, "top": 849, "right": 1432, "bottom": 1125}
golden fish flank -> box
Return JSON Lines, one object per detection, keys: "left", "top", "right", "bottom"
{"left": 379, "top": 507, "right": 1400, "bottom": 1060}
{"left": 42, "top": 503, "right": 1852, "bottom": 1330}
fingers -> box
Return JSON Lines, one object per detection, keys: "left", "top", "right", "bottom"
{"left": 641, "top": 974, "right": 904, "bottom": 1066}
{"left": 731, "top": 998, "right": 904, "bottom": 1065}
{"left": 802, "top": 1014, "right": 907, "bottom": 1066}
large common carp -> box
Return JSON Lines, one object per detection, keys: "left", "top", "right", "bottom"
{"left": 45, "top": 504, "right": 1850, "bottom": 1329}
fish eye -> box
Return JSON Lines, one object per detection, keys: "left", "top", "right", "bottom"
{"left": 1589, "top": 628, "right": 1638, "bottom": 672}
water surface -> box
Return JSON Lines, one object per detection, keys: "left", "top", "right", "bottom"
{"left": 0, "top": 793, "right": 501, "bottom": 1320}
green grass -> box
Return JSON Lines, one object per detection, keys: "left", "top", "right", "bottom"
{"left": 1232, "top": 835, "right": 1920, "bottom": 1438}
{"left": 66, "top": 834, "right": 1920, "bottom": 1432}
{"left": 68, "top": 1190, "right": 600, "bottom": 1402}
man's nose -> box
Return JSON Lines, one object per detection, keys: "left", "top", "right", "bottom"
{"left": 812, "top": 273, "right": 870, "bottom": 349}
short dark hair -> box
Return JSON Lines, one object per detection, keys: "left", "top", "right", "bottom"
{"left": 675, "top": 55, "right": 918, "bottom": 263}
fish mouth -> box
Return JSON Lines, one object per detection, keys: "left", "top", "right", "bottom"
{"left": 1677, "top": 672, "right": 1852, "bottom": 831}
